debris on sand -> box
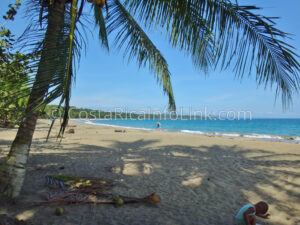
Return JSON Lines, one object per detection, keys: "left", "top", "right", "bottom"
{"left": 114, "top": 129, "right": 126, "bottom": 133}
{"left": 39, "top": 175, "right": 161, "bottom": 207}
{"left": 0, "top": 214, "right": 32, "bottom": 225}
{"left": 66, "top": 129, "right": 75, "bottom": 134}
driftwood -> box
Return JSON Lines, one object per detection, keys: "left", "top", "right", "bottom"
{"left": 114, "top": 129, "right": 126, "bottom": 133}
{"left": 66, "top": 129, "right": 75, "bottom": 134}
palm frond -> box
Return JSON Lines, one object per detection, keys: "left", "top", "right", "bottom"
{"left": 92, "top": 2, "right": 109, "bottom": 50}
{"left": 107, "top": 0, "right": 176, "bottom": 110}
{"left": 57, "top": 0, "right": 78, "bottom": 136}
{"left": 124, "top": 0, "right": 300, "bottom": 107}
{"left": 40, "top": 1, "right": 85, "bottom": 137}
{"left": 124, "top": 0, "right": 214, "bottom": 71}
{"left": 10, "top": 0, "right": 85, "bottom": 137}
{"left": 206, "top": 1, "right": 300, "bottom": 107}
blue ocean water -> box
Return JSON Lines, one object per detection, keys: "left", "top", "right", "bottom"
{"left": 81, "top": 119, "right": 300, "bottom": 141}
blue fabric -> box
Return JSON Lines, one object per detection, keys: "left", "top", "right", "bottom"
{"left": 235, "top": 204, "right": 256, "bottom": 225}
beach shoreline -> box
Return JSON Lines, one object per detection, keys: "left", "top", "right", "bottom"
{"left": 73, "top": 119, "right": 300, "bottom": 144}
{"left": 0, "top": 119, "right": 299, "bottom": 225}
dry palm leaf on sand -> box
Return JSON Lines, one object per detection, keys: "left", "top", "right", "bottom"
{"left": 38, "top": 175, "right": 161, "bottom": 206}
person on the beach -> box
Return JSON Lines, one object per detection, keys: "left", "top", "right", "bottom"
{"left": 156, "top": 121, "right": 161, "bottom": 129}
{"left": 235, "top": 201, "right": 270, "bottom": 225}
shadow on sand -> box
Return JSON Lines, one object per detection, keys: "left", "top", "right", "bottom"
{"left": 0, "top": 138, "right": 299, "bottom": 225}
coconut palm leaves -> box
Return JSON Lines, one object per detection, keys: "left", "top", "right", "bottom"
{"left": 58, "top": 0, "right": 78, "bottom": 135}
{"left": 106, "top": 0, "right": 175, "bottom": 110}
{"left": 202, "top": 1, "right": 300, "bottom": 107}
{"left": 17, "top": 0, "right": 83, "bottom": 136}
{"left": 93, "top": 2, "right": 109, "bottom": 50}
{"left": 125, "top": 0, "right": 300, "bottom": 106}
{"left": 92, "top": 0, "right": 176, "bottom": 110}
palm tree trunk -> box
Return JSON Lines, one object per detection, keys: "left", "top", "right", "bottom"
{"left": 0, "top": 0, "right": 66, "bottom": 201}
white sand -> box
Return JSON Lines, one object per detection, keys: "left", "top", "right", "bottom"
{"left": 0, "top": 120, "right": 299, "bottom": 225}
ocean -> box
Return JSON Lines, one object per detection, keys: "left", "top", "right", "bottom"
{"left": 78, "top": 119, "right": 300, "bottom": 143}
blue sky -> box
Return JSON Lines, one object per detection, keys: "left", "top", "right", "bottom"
{"left": 1, "top": 0, "right": 300, "bottom": 118}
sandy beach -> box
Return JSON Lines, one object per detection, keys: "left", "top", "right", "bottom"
{"left": 0, "top": 119, "right": 299, "bottom": 225}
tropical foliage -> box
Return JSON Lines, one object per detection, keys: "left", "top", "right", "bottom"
{"left": 0, "top": 1, "right": 35, "bottom": 127}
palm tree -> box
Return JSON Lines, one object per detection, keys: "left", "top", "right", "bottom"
{"left": 0, "top": 0, "right": 299, "bottom": 200}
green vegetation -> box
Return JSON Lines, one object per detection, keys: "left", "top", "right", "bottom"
{"left": 41, "top": 105, "right": 138, "bottom": 119}
{"left": 41, "top": 105, "right": 159, "bottom": 119}
{"left": 0, "top": 1, "right": 35, "bottom": 127}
